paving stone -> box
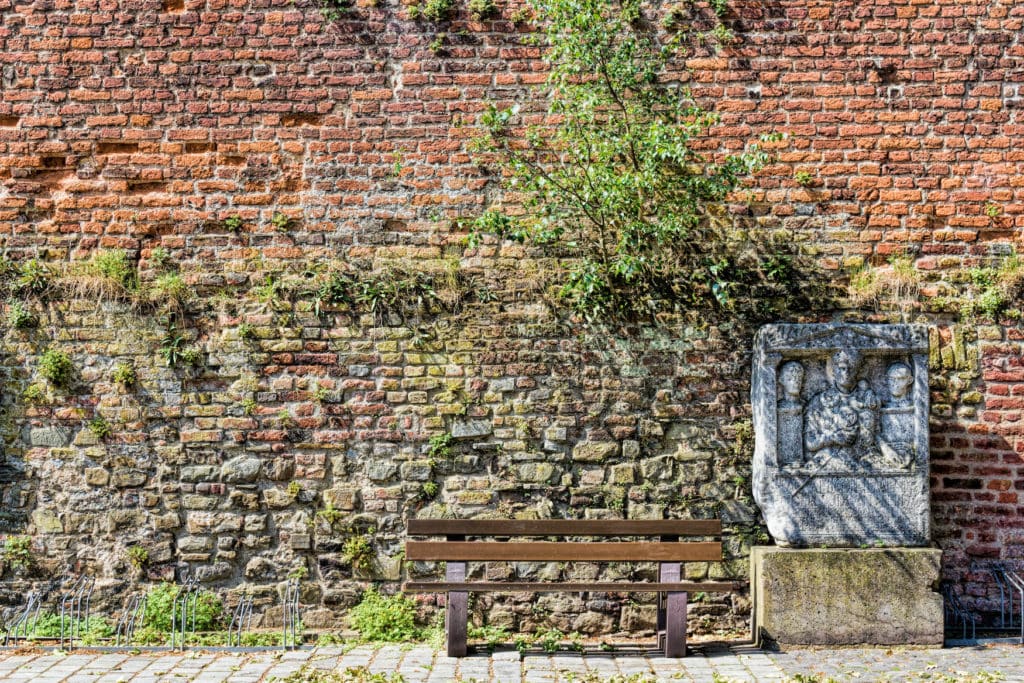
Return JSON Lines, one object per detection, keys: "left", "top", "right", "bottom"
{"left": 1, "top": 643, "right": 1023, "bottom": 681}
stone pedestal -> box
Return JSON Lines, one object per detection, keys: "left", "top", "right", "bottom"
{"left": 750, "top": 546, "right": 944, "bottom": 647}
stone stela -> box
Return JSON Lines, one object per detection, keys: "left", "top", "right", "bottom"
{"left": 752, "top": 324, "right": 930, "bottom": 547}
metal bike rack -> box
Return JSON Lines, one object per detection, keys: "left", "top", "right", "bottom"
{"left": 170, "top": 574, "right": 200, "bottom": 649}
{"left": 227, "top": 594, "right": 254, "bottom": 647}
{"left": 58, "top": 575, "right": 95, "bottom": 650}
{"left": 942, "top": 581, "right": 977, "bottom": 640}
{"left": 992, "top": 564, "right": 1024, "bottom": 644}
{"left": 4, "top": 588, "right": 45, "bottom": 646}
{"left": 114, "top": 593, "right": 147, "bottom": 647}
{"left": 2, "top": 573, "right": 303, "bottom": 652}
{"left": 282, "top": 577, "right": 301, "bottom": 649}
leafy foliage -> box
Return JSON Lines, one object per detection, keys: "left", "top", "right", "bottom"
{"left": 6, "top": 299, "right": 36, "bottom": 329}
{"left": 427, "top": 432, "right": 455, "bottom": 459}
{"left": 64, "top": 249, "right": 139, "bottom": 303}
{"left": 849, "top": 251, "right": 1024, "bottom": 322}
{"left": 271, "top": 211, "right": 292, "bottom": 231}
{"left": 313, "top": 270, "right": 356, "bottom": 316}
{"left": 960, "top": 255, "right": 1024, "bottom": 320}
{"left": 22, "top": 383, "right": 46, "bottom": 404}
{"left": 14, "top": 258, "right": 50, "bottom": 296}
{"left": 39, "top": 348, "right": 74, "bottom": 388}
{"left": 90, "top": 249, "right": 138, "bottom": 291}
{"left": 142, "top": 582, "right": 224, "bottom": 632}
{"left": 111, "top": 361, "right": 137, "bottom": 387}
{"left": 127, "top": 545, "right": 149, "bottom": 569}
{"left": 341, "top": 534, "right": 376, "bottom": 574}
{"left": 276, "top": 665, "right": 406, "bottom": 683}
{"left": 88, "top": 417, "right": 112, "bottom": 439}
{"left": 2, "top": 535, "right": 33, "bottom": 574}
{"left": 159, "top": 323, "right": 202, "bottom": 368}
{"left": 148, "top": 272, "right": 191, "bottom": 312}
{"left": 149, "top": 246, "right": 172, "bottom": 269}
{"left": 471, "top": 0, "right": 786, "bottom": 320}
{"left": 348, "top": 589, "right": 420, "bottom": 642}
{"left": 793, "top": 170, "right": 815, "bottom": 187}
{"left": 224, "top": 215, "right": 244, "bottom": 232}
{"left": 18, "top": 612, "right": 113, "bottom": 642}
{"left": 410, "top": 0, "right": 454, "bottom": 21}
{"left": 848, "top": 254, "right": 921, "bottom": 316}
{"left": 468, "top": 0, "right": 497, "bottom": 20}
{"left": 468, "top": 623, "right": 511, "bottom": 650}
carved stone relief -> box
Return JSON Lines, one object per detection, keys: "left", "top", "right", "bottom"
{"left": 752, "top": 324, "right": 930, "bottom": 547}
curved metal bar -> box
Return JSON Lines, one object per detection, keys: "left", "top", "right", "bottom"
{"left": 1001, "top": 569, "right": 1024, "bottom": 644}
{"left": 59, "top": 575, "right": 85, "bottom": 650}
{"left": 5, "top": 591, "right": 40, "bottom": 646}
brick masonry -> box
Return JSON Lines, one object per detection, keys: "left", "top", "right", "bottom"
{"left": 0, "top": 0, "right": 1022, "bottom": 632}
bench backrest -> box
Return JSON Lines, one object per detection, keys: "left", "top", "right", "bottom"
{"left": 406, "top": 519, "right": 723, "bottom": 562}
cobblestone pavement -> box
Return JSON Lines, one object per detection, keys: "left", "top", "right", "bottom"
{"left": 0, "top": 642, "right": 1020, "bottom": 682}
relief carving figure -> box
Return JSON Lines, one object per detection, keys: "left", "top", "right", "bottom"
{"left": 752, "top": 323, "right": 930, "bottom": 547}
{"left": 803, "top": 349, "right": 881, "bottom": 472}
{"left": 776, "top": 362, "right": 805, "bottom": 467}
{"left": 878, "top": 362, "right": 916, "bottom": 469}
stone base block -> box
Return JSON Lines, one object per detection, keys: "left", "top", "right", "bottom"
{"left": 750, "top": 546, "right": 943, "bottom": 647}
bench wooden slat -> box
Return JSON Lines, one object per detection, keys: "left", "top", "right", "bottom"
{"left": 404, "top": 581, "right": 741, "bottom": 593}
{"left": 406, "top": 541, "right": 722, "bottom": 562}
{"left": 407, "top": 519, "right": 721, "bottom": 537}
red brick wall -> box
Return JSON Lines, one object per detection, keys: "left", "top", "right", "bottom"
{"left": 1, "top": 0, "right": 1023, "bottom": 625}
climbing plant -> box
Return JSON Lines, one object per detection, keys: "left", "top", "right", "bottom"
{"left": 470, "top": 0, "right": 792, "bottom": 321}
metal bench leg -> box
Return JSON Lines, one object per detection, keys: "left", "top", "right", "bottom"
{"left": 660, "top": 562, "right": 686, "bottom": 657}
{"left": 446, "top": 561, "right": 467, "bottom": 657}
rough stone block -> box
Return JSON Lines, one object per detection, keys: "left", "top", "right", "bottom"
{"left": 111, "top": 469, "right": 148, "bottom": 488}
{"left": 400, "top": 460, "right": 433, "bottom": 481}
{"left": 221, "top": 456, "right": 262, "bottom": 483}
{"left": 323, "top": 486, "right": 359, "bottom": 511}
{"left": 183, "top": 494, "right": 220, "bottom": 510}
{"left": 264, "top": 487, "right": 295, "bottom": 508}
{"left": 32, "top": 509, "right": 63, "bottom": 533}
{"left": 366, "top": 460, "right": 398, "bottom": 482}
{"left": 180, "top": 465, "right": 218, "bottom": 482}
{"left": 620, "top": 604, "right": 657, "bottom": 632}
{"left": 30, "top": 427, "right": 71, "bottom": 447}
{"left": 84, "top": 467, "right": 109, "bottom": 486}
{"left": 610, "top": 463, "right": 635, "bottom": 484}
{"left": 454, "top": 490, "right": 493, "bottom": 505}
{"left": 750, "top": 546, "right": 943, "bottom": 646}
{"left": 626, "top": 502, "right": 664, "bottom": 519}
{"left": 451, "top": 419, "right": 492, "bottom": 439}
{"left": 152, "top": 512, "right": 180, "bottom": 531}
{"left": 267, "top": 458, "right": 296, "bottom": 481}
{"left": 516, "top": 462, "right": 555, "bottom": 483}
{"left": 639, "top": 455, "right": 674, "bottom": 481}
{"left": 572, "top": 441, "right": 618, "bottom": 462}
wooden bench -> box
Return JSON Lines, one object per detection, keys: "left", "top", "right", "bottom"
{"left": 403, "top": 519, "right": 739, "bottom": 657}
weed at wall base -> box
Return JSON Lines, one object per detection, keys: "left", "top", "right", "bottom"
{"left": 348, "top": 589, "right": 421, "bottom": 642}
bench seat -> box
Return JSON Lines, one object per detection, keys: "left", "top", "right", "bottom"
{"left": 403, "top": 518, "right": 740, "bottom": 657}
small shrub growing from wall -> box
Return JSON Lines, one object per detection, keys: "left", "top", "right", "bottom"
{"left": 38, "top": 348, "right": 74, "bottom": 389}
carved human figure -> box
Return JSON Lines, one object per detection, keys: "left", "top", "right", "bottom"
{"left": 885, "top": 362, "right": 913, "bottom": 407}
{"left": 803, "top": 349, "right": 881, "bottom": 471}
{"left": 776, "top": 361, "right": 805, "bottom": 467}
{"left": 878, "top": 362, "right": 916, "bottom": 469}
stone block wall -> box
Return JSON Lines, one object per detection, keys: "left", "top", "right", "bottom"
{"left": 0, "top": 0, "right": 1022, "bottom": 630}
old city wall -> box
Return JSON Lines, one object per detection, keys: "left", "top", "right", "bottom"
{"left": 0, "top": 0, "right": 1022, "bottom": 631}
